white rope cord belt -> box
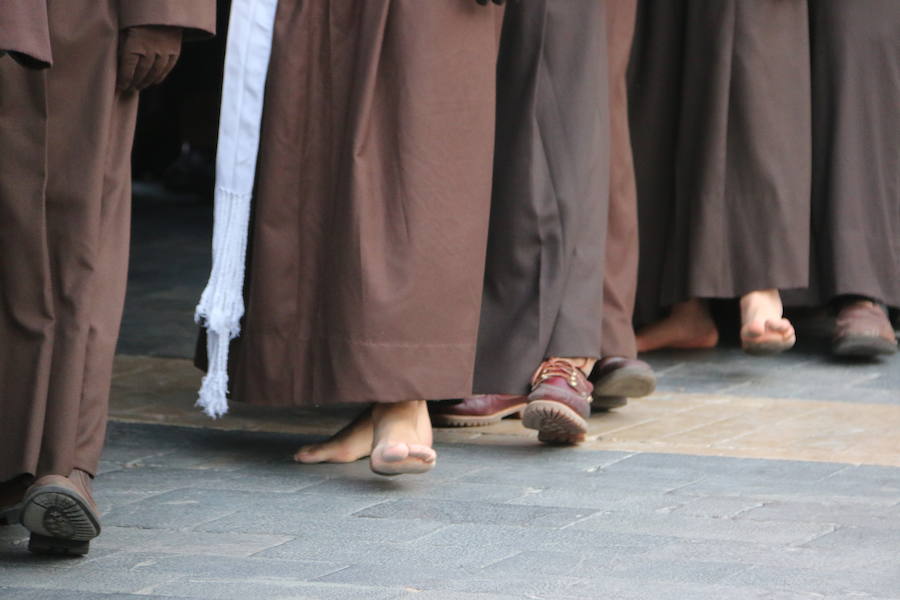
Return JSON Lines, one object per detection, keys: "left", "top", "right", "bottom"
{"left": 195, "top": 0, "right": 279, "bottom": 418}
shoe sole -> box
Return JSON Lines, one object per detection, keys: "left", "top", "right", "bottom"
{"left": 522, "top": 400, "right": 588, "bottom": 445}
{"left": 431, "top": 404, "right": 526, "bottom": 428}
{"left": 833, "top": 335, "right": 898, "bottom": 358}
{"left": 591, "top": 396, "right": 628, "bottom": 412}
{"left": 20, "top": 486, "right": 101, "bottom": 556}
{"left": 593, "top": 367, "right": 657, "bottom": 398}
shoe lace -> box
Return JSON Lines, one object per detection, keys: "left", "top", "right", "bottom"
{"left": 530, "top": 359, "right": 588, "bottom": 393}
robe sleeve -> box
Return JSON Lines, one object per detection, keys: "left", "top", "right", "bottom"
{"left": 118, "top": 0, "right": 217, "bottom": 39}
{"left": 0, "top": 0, "right": 52, "bottom": 68}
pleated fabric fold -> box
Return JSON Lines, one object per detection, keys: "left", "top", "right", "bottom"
{"left": 630, "top": 0, "right": 811, "bottom": 325}
{"left": 203, "top": 1, "right": 501, "bottom": 408}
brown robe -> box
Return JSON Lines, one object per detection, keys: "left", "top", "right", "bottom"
{"left": 0, "top": 0, "right": 52, "bottom": 68}
{"left": 601, "top": 0, "right": 640, "bottom": 359}
{"left": 229, "top": 1, "right": 503, "bottom": 406}
{"left": 629, "top": 0, "right": 812, "bottom": 326}
{"left": 0, "top": 1, "right": 214, "bottom": 483}
{"left": 473, "top": 0, "right": 610, "bottom": 395}
{"left": 783, "top": 0, "right": 900, "bottom": 310}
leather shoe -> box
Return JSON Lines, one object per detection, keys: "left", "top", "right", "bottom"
{"left": 430, "top": 395, "right": 527, "bottom": 427}
{"left": 590, "top": 357, "right": 656, "bottom": 411}
{"left": 21, "top": 469, "right": 101, "bottom": 556}
{"left": 522, "top": 359, "right": 593, "bottom": 445}
{"left": 833, "top": 301, "right": 898, "bottom": 357}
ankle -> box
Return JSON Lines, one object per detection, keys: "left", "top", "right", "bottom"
{"left": 373, "top": 400, "right": 421, "bottom": 415}
{"left": 672, "top": 299, "right": 715, "bottom": 326}
{"left": 372, "top": 400, "right": 428, "bottom": 434}
{"left": 672, "top": 298, "right": 706, "bottom": 315}
{"left": 740, "top": 289, "right": 784, "bottom": 320}
{"left": 741, "top": 289, "right": 781, "bottom": 307}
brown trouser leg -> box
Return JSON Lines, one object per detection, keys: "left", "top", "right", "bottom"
{"left": 474, "top": 0, "right": 610, "bottom": 395}
{"left": 0, "top": 61, "right": 54, "bottom": 483}
{"left": 601, "top": 0, "right": 639, "bottom": 359}
{"left": 0, "top": 2, "right": 136, "bottom": 482}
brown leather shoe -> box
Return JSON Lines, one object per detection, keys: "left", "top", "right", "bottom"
{"left": 21, "top": 469, "right": 101, "bottom": 556}
{"left": 0, "top": 475, "right": 32, "bottom": 526}
{"left": 430, "top": 395, "right": 527, "bottom": 427}
{"left": 522, "top": 359, "right": 593, "bottom": 445}
{"left": 833, "top": 301, "right": 898, "bottom": 357}
{"left": 590, "top": 357, "right": 656, "bottom": 411}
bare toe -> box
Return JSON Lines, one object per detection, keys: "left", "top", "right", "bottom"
{"left": 767, "top": 318, "right": 794, "bottom": 336}
{"left": 742, "top": 321, "right": 796, "bottom": 355}
{"left": 380, "top": 443, "right": 411, "bottom": 463}
{"left": 293, "top": 445, "right": 324, "bottom": 463}
{"left": 741, "top": 321, "right": 766, "bottom": 340}
{"left": 292, "top": 408, "right": 375, "bottom": 464}
{"left": 294, "top": 444, "right": 368, "bottom": 464}
{"left": 407, "top": 444, "right": 437, "bottom": 463}
{"left": 370, "top": 442, "right": 436, "bottom": 476}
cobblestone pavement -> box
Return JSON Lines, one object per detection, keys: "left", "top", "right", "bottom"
{"left": 2, "top": 188, "right": 898, "bottom": 598}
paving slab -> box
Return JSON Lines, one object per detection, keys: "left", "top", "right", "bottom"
{"left": 3, "top": 422, "right": 899, "bottom": 598}
{"left": 109, "top": 355, "right": 900, "bottom": 467}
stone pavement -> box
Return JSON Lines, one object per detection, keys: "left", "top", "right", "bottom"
{"left": 2, "top": 344, "right": 899, "bottom": 599}
{"left": 2, "top": 417, "right": 899, "bottom": 600}
{"left": 2, "top": 188, "right": 899, "bottom": 598}
{"left": 104, "top": 347, "right": 900, "bottom": 467}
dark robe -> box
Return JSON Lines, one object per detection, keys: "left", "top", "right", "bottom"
{"left": 0, "top": 0, "right": 52, "bottom": 68}
{"left": 0, "top": 0, "right": 215, "bottom": 483}
{"left": 601, "top": 0, "right": 640, "bottom": 359}
{"left": 474, "top": 0, "right": 610, "bottom": 395}
{"left": 783, "top": 0, "right": 900, "bottom": 310}
{"left": 629, "top": 0, "right": 811, "bottom": 326}
{"left": 229, "top": 1, "right": 503, "bottom": 406}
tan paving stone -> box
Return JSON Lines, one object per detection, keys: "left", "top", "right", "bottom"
{"left": 110, "top": 355, "right": 900, "bottom": 468}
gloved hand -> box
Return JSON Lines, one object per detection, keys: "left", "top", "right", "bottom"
{"left": 475, "top": 0, "right": 506, "bottom": 5}
{"left": 117, "top": 26, "right": 183, "bottom": 93}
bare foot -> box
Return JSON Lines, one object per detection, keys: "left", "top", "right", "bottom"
{"left": 370, "top": 400, "right": 436, "bottom": 476}
{"left": 740, "top": 289, "right": 796, "bottom": 355}
{"left": 636, "top": 299, "right": 719, "bottom": 352}
{"left": 294, "top": 407, "right": 374, "bottom": 464}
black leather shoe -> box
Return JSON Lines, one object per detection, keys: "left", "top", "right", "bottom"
{"left": 589, "top": 357, "right": 656, "bottom": 411}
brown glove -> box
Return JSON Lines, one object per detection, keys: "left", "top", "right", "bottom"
{"left": 117, "top": 26, "right": 183, "bottom": 93}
